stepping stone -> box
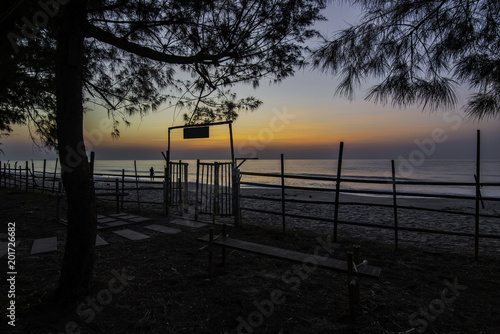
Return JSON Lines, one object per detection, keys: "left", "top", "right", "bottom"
{"left": 0, "top": 241, "right": 20, "bottom": 258}
{"left": 113, "top": 229, "right": 150, "bottom": 241}
{"left": 108, "top": 213, "right": 129, "bottom": 218}
{"left": 31, "top": 237, "right": 57, "bottom": 255}
{"left": 128, "top": 216, "right": 151, "bottom": 223}
{"left": 170, "top": 219, "right": 207, "bottom": 228}
{"left": 104, "top": 221, "right": 130, "bottom": 228}
{"left": 119, "top": 214, "right": 141, "bottom": 220}
{"left": 98, "top": 217, "right": 118, "bottom": 224}
{"left": 144, "top": 224, "right": 181, "bottom": 235}
{"left": 95, "top": 234, "right": 108, "bottom": 246}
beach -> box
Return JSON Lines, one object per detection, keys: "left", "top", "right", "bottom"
{"left": 94, "top": 179, "right": 500, "bottom": 257}
{"left": 1, "top": 186, "right": 500, "bottom": 333}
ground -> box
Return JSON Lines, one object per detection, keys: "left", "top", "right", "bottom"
{"left": 0, "top": 188, "right": 499, "bottom": 334}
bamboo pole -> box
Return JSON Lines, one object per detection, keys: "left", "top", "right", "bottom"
{"left": 115, "top": 179, "right": 120, "bottom": 213}
{"left": 25, "top": 161, "right": 29, "bottom": 191}
{"left": 121, "top": 169, "right": 125, "bottom": 211}
{"left": 42, "top": 159, "right": 46, "bottom": 193}
{"left": 281, "top": 153, "right": 286, "bottom": 234}
{"left": 475, "top": 130, "right": 481, "bottom": 260}
{"left": 13, "top": 162, "right": 17, "bottom": 189}
{"left": 391, "top": 160, "right": 399, "bottom": 251}
{"left": 196, "top": 159, "right": 200, "bottom": 220}
{"left": 31, "top": 160, "right": 35, "bottom": 191}
{"left": 333, "top": 142, "right": 344, "bottom": 242}
{"left": 134, "top": 160, "right": 141, "bottom": 211}
{"left": 52, "top": 158, "right": 58, "bottom": 193}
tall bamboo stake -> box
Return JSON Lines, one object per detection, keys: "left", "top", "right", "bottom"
{"left": 281, "top": 153, "right": 286, "bottom": 234}
{"left": 391, "top": 160, "right": 399, "bottom": 251}
{"left": 474, "top": 130, "right": 481, "bottom": 260}
{"left": 134, "top": 160, "right": 141, "bottom": 211}
{"left": 333, "top": 142, "right": 344, "bottom": 242}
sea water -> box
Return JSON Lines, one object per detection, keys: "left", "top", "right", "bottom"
{"left": 25, "top": 159, "right": 500, "bottom": 198}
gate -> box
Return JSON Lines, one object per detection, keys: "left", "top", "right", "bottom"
{"left": 166, "top": 160, "right": 189, "bottom": 213}
{"left": 195, "top": 161, "right": 234, "bottom": 219}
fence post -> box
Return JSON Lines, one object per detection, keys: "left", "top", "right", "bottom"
{"left": 42, "top": 159, "right": 46, "bottom": 193}
{"left": 121, "top": 169, "right": 125, "bottom": 211}
{"left": 333, "top": 142, "right": 344, "bottom": 242}
{"left": 474, "top": 130, "right": 481, "bottom": 261}
{"left": 281, "top": 153, "right": 286, "bottom": 234}
{"left": 14, "top": 162, "right": 17, "bottom": 189}
{"left": 183, "top": 162, "right": 188, "bottom": 213}
{"left": 52, "top": 158, "right": 58, "bottom": 193}
{"left": 391, "top": 160, "right": 399, "bottom": 251}
{"left": 115, "top": 179, "right": 120, "bottom": 213}
{"left": 31, "top": 160, "right": 35, "bottom": 191}
{"left": 134, "top": 160, "right": 141, "bottom": 212}
{"left": 232, "top": 167, "right": 241, "bottom": 227}
{"left": 25, "top": 161, "right": 29, "bottom": 192}
{"left": 196, "top": 160, "right": 200, "bottom": 220}
{"left": 90, "top": 151, "right": 95, "bottom": 179}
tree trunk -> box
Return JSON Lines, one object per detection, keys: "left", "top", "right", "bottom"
{"left": 55, "top": 0, "right": 96, "bottom": 302}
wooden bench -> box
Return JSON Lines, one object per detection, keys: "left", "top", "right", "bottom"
{"left": 197, "top": 234, "right": 381, "bottom": 279}
{"left": 197, "top": 225, "right": 382, "bottom": 316}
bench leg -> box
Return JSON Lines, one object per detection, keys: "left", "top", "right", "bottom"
{"left": 209, "top": 227, "right": 214, "bottom": 277}
{"left": 221, "top": 224, "right": 227, "bottom": 267}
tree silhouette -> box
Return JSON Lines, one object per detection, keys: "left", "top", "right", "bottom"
{"left": 1, "top": 0, "right": 326, "bottom": 301}
{"left": 313, "top": 0, "right": 500, "bottom": 120}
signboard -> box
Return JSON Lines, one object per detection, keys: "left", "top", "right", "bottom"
{"left": 183, "top": 126, "right": 210, "bottom": 139}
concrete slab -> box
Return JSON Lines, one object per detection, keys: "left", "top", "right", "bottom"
{"left": 31, "top": 237, "right": 57, "bottom": 255}
{"left": 95, "top": 235, "right": 108, "bottom": 246}
{"left": 104, "top": 221, "right": 130, "bottom": 228}
{"left": 113, "top": 229, "right": 150, "bottom": 241}
{"left": 128, "top": 216, "right": 151, "bottom": 223}
{"left": 98, "top": 217, "right": 118, "bottom": 224}
{"left": 108, "top": 213, "right": 129, "bottom": 218}
{"left": 144, "top": 225, "right": 181, "bottom": 235}
{"left": 170, "top": 219, "right": 207, "bottom": 228}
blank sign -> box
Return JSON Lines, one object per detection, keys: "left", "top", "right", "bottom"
{"left": 183, "top": 127, "right": 209, "bottom": 139}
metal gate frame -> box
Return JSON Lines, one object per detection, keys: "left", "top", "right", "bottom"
{"left": 165, "top": 121, "right": 235, "bottom": 218}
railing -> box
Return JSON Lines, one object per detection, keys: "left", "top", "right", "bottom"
{"left": 238, "top": 154, "right": 500, "bottom": 259}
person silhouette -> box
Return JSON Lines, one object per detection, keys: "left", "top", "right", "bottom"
{"left": 149, "top": 167, "right": 155, "bottom": 181}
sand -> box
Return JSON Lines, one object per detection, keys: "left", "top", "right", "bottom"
{"left": 94, "top": 180, "right": 500, "bottom": 256}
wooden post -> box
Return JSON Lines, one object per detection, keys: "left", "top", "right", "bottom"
{"left": 221, "top": 223, "right": 227, "bottom": 266}
{"left": 183, "top": 163, "right": 188, "bottom": 213}
{"left": 232, "top": 168, "right": 241, "bottom": 227}
{"left": 281, "top": 154, "right": 286, "bottom": 234}
{"left": 353, "top": 245, "right": 360, "bottom": 264}
{"left": 209, "top": 227, "right": 214, "bottom": 277}
{"left": 166, "top": 150, "right": 170, "bottom": 217}
{"left": 195, "top": 160, "right": 200, "bottom": 220}
{"left": 333, "top": 142, "right": 344, "bottom": 242}
{"left": 121, "top": 169, "right": 125, "bottom": 211}
{"left": 391, "top": 160, "right": 399, "bottom": 251}
{"left": 31, "top": 160, "right": 35, "bottom": 191}
{"left": 115, "top": 179, "right": 120, "bottom": 213}
{"left": 229, "top": 122, "right": 235, "bottom": 164}
{"left": 25, "top": 161, "right": 29, "bottom": 191}
{"left": 42, "top": 159, "right": 46, "bottom": 193}
{"left": 52, "top": 158, "right": 58, "bottom": 193}
{"left": 18, "top": 165, "right": 21, "bottom": 189}
{"left": 474, "top": 130, "right": 481, "bottom": 261}
{"left": 134, "top": 160, "right": 141, "bottom": 212}
{"left": 89, "top": 151, "right": 95, "bottom": 179}
{"left": 13, "top": 162, "right": 17, "bottom": 189}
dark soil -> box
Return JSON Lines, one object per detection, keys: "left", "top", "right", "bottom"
{"left": 1, "top": 188, "right": 499, "bottom": 334}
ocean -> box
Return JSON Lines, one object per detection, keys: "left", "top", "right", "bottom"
{"left": 25, "top": 159, "right": 500, "bottom": 199}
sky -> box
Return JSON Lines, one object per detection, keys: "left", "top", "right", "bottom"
{"left": 2, "top": 3, "right": 499, "bottom": 162}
